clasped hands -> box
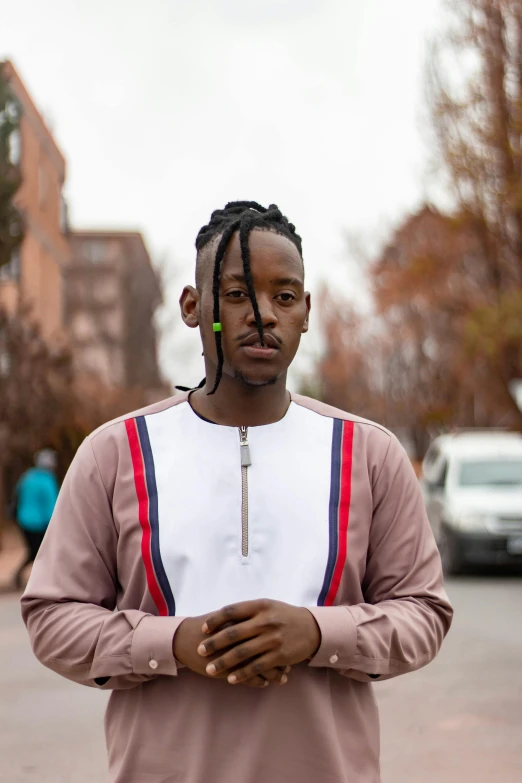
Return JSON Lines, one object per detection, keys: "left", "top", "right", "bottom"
{"left": 173, "top": 599, "right": 321, "bottom": 689}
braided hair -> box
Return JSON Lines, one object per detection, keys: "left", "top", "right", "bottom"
{"left": 194, "top": 201, "right": 302, "bottom": 395}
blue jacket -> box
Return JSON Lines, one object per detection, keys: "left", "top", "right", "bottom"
{"left": 16, "top": 468, "right": 59, "bottom": 532}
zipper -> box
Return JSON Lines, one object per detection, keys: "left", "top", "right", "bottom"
{"left": 239, "top": 426, "right": 251, "bottom": 557}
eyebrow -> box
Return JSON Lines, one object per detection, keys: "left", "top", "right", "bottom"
{"left": 221, "top": 273, "right": 303, "bottom": 286}
{"left": 270, "top": 277, "right": 303, "bottom": 287}
{"left": 221, "top": 273, "right": 247, "bottom": 283}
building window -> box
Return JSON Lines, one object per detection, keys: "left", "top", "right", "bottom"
{"left": 0, "top": 248, "right": 20, "bottom": 282}
{"left": 82, "top": 240, "right": 106, "bottom": 264}
{"left": 1, "top": 96, "right": 21, "bottom": 166}
{"left": 4, "top": 97, "right": 20, "bottom": 123}
{"left": 8, "top": 128, "right": 21, "bottom": 166}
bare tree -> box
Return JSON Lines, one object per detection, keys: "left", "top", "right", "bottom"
{"left": 428, "top": 0, "right": 522, "bottom": 416}
{"left": 0, "top": 65, "right": 24, "bottom": 271}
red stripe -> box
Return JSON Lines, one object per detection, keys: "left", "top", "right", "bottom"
{"left": 324, "top": 421, "right": 354, "bottom": 606}
{"left": 125, "top": 419, "right": 169, "bottom": 616}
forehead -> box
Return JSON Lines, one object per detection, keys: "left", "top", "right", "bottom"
{"left": 197, "top": 228, "right": 304, "bottom": 289}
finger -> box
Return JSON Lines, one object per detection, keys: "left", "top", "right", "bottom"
{"left": 227, "top": 653, "right": 281, "bottom": 685}
{"left": 202, "top": 600, "right": 269, "bottom": 634}
{"left": 243, "top": 676, "right": 271, "bottom": 689}
{"left": 205, "top": 634, "right": 275, "bottom": 677}
{"left": 198, "top": 618, "right": 260, "bottom": 657}
{"left": 242, "top": 665, "right": 291, "bottom": 688}
{"left": 257, "top": 666, "right": 291, "bottom": 685}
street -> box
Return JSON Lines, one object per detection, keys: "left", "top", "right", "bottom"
{"left": 1, "top": 576, "right": 521, "bottom": 783}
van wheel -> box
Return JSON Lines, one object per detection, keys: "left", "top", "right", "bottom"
{"left": 439, "top": 527, "right": 464, "bottom": 576}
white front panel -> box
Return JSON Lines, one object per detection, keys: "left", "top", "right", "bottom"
{"left": 145, "top": 402, "right": 334, "bottom": 616}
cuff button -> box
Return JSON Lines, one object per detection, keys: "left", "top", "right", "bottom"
{"left": 329, "top": 654, "right": 339, "bottom": 664}
{"left": 149, "top": 659, "right": 159, "bottom": 670}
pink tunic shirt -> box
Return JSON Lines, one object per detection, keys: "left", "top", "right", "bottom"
{"left": 22, "top": 393, "right": 452, "bottom": 782}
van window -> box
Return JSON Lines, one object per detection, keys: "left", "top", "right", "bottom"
{"left": 459, "top": 460, "right": 522, "bottom": 487}
{"left": 424, "top": 445, "right": 440, "bottom": 466}
{"left": 434, "top": 459, "right": 448, "bottom": 489}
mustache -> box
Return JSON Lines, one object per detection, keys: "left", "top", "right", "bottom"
{"left": 235, "top": 330, "right": 283, "bottom": 346}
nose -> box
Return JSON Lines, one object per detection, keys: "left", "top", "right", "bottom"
{"left": 246, "top": 292, "right": 278, "bottom": 330}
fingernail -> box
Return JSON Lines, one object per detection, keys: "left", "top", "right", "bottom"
{"left": 197, "top": 644, "right": 207, "bottom": 656}
{"left": 202, "top": 623, "right": 209, "bottom": 634}
{"left": 263, "top": 680, "right": 269, "bottom": 687}
{"left": 281, "top": 675, "right": 288, "bottom": 684}
{"left": 206, "top": 663, "right": 216, "bottom": 675}
{"left": 228, "top": 674, "right": 237, "bottom": 684}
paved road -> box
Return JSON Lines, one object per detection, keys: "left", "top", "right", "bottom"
{"left": 1, "top": 575, "right": 521, "bottom": 782}
{"left": 378, "top": 574, "right": 522, "bottom": 783}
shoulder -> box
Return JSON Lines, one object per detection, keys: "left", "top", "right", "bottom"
{"left": 87, "top": 393, "right": 189, "bottom": 450}
{"left": 69, "top": 394, "right": 190, "bottom": 491}
{"left": 290, "top": 394, "right": 408, "bottom": 484}
{"left": 291, "top": 392, "right": 392, "bottom": 440}
{"left": 18, "top": 470, "right": 32, "bottom": 487}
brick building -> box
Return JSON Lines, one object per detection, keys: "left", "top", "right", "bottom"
{"left": 0, "top": 62, "right": 167, "bottom": 525}
{"left": 0, "top": 61, "right": 165, "bottom": 394}
{"left": 0, "top": 60, "right": 68, "bottom": 342}
{"left": 66, "top": 231, "right": 164, "bottom": 391}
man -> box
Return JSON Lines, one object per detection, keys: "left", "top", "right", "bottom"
{"left": 22, "top": 201, "right": 452, "bottom": 783}
{"left": 13, "top": 449, "right": 59, "bottom": 589}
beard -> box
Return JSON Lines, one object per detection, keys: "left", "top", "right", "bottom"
{"left": 233, "top": 369, "right": 280, "bottom": 387}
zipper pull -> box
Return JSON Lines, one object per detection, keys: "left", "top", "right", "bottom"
{"left": 239, "top": 426, "right": 251, "bottom": 467}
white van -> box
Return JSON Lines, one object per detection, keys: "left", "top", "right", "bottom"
{"left": 421, "top": 430, "right": 522, "bottom": 574}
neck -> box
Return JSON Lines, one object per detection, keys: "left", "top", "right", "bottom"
{"left": 190, "top": 371, "right": 291, "bottom": 427}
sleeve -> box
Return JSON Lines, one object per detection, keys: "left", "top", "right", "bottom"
{"left": 308, "top": 433, "right": 453, "bottom": 682}
{"left": 21, "top": 436, "right": 185, "bottom": 691}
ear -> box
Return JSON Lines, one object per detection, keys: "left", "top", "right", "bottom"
{"left": 179, "top": 285, "right": 200, "bottom": 329}
{"left": 301, "top": 291, "right": 311, "bottom": 334}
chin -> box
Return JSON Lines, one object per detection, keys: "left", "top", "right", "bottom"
{"left": 234, "top": 370, "right": 280, "bottom": 387}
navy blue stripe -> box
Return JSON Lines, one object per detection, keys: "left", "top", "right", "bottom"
{"left": 136, "top": 416, "right": 176, "bottom": 616}
{"left": 317, "top": 418, "right": 343, "bottom": 606}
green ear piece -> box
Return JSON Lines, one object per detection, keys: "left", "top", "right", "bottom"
{"left": 213, "top": 323, "right": 222, "bottom": 332}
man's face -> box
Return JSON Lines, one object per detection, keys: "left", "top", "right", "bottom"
{"left": 183, "top": 229, "right": 310, "bottom": 387}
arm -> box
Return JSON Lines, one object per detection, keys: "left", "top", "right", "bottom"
{"left": 21, "top": 437, "right": 183, "bottom": 691}
{"left": 308, "top": 434, "right": 453, "bottom": 681}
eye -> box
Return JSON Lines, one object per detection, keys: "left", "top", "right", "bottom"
{"left": 276, "top": 292, "right": 296, "bottom": 303}
{"left": 226, "top": 290, "right": 249, "bottom": 299}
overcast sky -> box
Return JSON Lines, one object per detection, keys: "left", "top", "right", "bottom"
{"left": 1, "top": 0, "right": 443, "bottom": 387}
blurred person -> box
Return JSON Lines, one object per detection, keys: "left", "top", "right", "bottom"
{"left": 13, "top": 449, "right": 59, "bottom": 589}
{"left": 22, "top": 202, "right": 452, "bottom": 783}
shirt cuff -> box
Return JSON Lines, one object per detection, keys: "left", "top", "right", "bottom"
{"left": 131, "top": 615, "right": 186, "bottom": 676}
{"left": 307, "top": 606, "right": 357, "bottom": 669}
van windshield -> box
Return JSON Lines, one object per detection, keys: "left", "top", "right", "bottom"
{"left": 458, "top": 460, "right": 522, "bottom": 487}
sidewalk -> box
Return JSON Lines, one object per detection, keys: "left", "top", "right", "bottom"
{"left": 0, "top": 522, "right": 26, "bottom": 592}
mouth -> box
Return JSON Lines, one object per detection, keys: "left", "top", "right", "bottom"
{"left": 240, "top": 345, "right": 279, "bottom": 359}
{"left": 240, "top": 332, "right": 281, "bottom": 348}
{"left": 239, "top": 332, "right": 281, "bottom": 359}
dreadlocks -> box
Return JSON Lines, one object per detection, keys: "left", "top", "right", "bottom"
{"left": 195, "top": 201, "right": 302, "bottom": 395}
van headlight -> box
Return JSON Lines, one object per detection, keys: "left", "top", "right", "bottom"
{"left": 453, "top": 513, "right": 496, "bottom": 532}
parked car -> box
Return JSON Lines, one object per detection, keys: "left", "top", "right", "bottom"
{"left": 421, "top": 430, "right": 522, "bottom": 574}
